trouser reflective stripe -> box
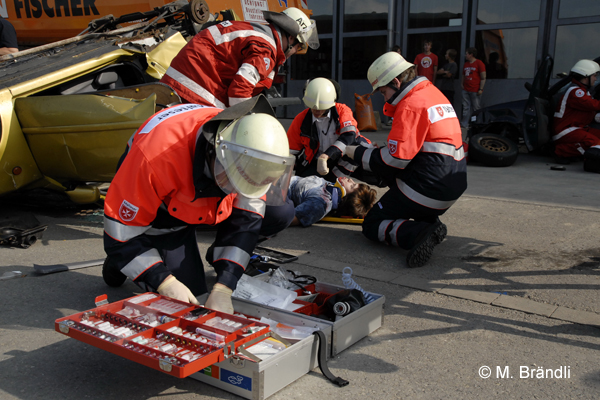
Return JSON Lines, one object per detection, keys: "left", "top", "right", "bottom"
{"left": 363, "top": 184, "right": 446, "bottom": 249}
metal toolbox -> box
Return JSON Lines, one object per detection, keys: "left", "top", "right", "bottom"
{"left": 235, "top": 278, "right": 386, "bottom": 357}
{"left": 189, "top": 299, "right": 333, "bottom": 400}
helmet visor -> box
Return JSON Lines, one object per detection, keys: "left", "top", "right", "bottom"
{"left": 215, "top": 140, "right": 295, "bottom": 205}
{"left": 298, "top": 19, "right": 319, "bottom": 51}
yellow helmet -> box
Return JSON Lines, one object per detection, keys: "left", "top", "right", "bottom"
{"left": 367, "top": 52, "right": 414, "bottom": 92}
{"left": 303, "top": 77, "right": 336, "bottom": 110}
{"left": 214, "top": 113, "right": 294, "bottom": 200}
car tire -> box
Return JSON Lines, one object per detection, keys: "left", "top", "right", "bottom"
{"left": 469, "top": 133, "right": 519, "bottom": 167}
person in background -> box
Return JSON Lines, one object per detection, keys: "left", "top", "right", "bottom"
{"left": 102, "top": 96, "right": 295, "bottom": 314}
{"left": 288, "top": 175, "right": 377, "bottom": 227}
{"left": 0, "top": 17, "right": 18, "bottom": 56}
{"left": 436, "top": 49, "right": 458, "bottom": 104}
{"left": 460, "top": 47, "right": 486, "bottom": 129}
{"left": 486, "top": 51, "right": 507, "bottom": 79}
{"left": 414, "top": 40, "right": 437, "bottom": 84}
{"left": 287, "top": 77, "right": 374, "bottom": 182}
{"left": 345, "top": 52, "right": 467, "bottom": 268}
{"left": 552, "top": 59, "right": 600, "bottom": 172}
{"left": 160, "top": 7, "right": 318, "bottom": 108}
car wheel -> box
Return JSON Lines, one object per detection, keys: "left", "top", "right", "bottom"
{"left": 188, "top": 0, "right": 211, "bottom": 24}
{"left": 469, "top": 133, "right": 519, "bottom": 167}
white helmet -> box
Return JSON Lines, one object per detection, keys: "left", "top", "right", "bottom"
{"left": 367, "top": 52, "right": 414, "bottom": 92}
{"left": 282, "top": 7, "right": 319, "bottom": 50}
{"left": 214, "top": 113, "right": 294, "bottom": 201}
{"left": 264, "top": 8, "right": 319, "bottom": 51}
{"left": 303, "top": 78, "right": 336, "bottom": 110}
{"left": 571, "top": 59, "right": 600, "bottom": 77}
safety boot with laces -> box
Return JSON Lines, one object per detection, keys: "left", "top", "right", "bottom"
{"left": 406, "top": 221, "right": 442, "bottom": 268}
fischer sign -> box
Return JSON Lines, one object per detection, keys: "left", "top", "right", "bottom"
{"left": 12, "top": 0, "right": 100, "bottom": 19}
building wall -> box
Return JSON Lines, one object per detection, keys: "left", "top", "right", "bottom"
{"left": 284, "top": 0, "right": 600, "bottom": 122}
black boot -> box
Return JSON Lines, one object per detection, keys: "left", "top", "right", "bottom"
{"left": 406, "top": 221, "right": 442, "bottom": 268}
{"left": 433, "top": 220, "right": 447, "bottom": 245}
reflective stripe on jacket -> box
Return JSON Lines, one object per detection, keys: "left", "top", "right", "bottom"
{"left": 103, "top": 104, "right": 266, "bottom": 291}
{"left": 287, "top": 103, "right": 362, "bottom": 166}
{"left": 161, "top": 20, "right": 286, "bottom": 108}
{"left": 553, "top": 80, "right": 600, "bottom": 140}
{"left": 355, "top": 77, "right": 467, "bottom": 209}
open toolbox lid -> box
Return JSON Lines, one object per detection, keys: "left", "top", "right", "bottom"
{"left": 54, "top": 293, "right": 286, "bottom": 378}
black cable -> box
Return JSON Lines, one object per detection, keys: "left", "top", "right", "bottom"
{"left": 313, "top": 330, "right": 349, "bottom": 387}
{"left": 286, "top": 270, "right": 316, "bottom": 292}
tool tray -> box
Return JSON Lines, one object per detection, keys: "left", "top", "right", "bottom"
{"left": 54, "top": 293, "right": 272, "bottom": 378}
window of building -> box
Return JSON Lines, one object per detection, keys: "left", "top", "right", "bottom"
{"left": 477, "top": 0, "right": 541, "bottom": 24}
{"left": 310, "top": 0, "right": 333, "bottom": 34}
{"left": 408, "top": 0, "right": 464, "bottom": 29}
{"left": 343, "top": 0, "right": 388, "bottom": 32}
{"left": 407, "top": 32, "right": 462, "bottom": 71}
{"left": 342, "top": 36, "right": 387, "bottom": 79}
{"left": 558, "top": 0, "right": 600, "bottom": 19}
{"left": 475, "top": 27, "right": 538, "bottom": 79}
{"left": 554, "top": 23, "right": 600, "bottom": 77}
{"left": 290, "top": 38, "right": 333, "bottom": 81}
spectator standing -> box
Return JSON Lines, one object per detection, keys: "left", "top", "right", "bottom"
{"left": 414, "top": 40, "right": 438, "bottom": 84}
{"left": 0, "top": 17, "right": 18, "bottom": 56}
{"left": 486, "top": 51, "right": 508, "bottom": 79}
{"left": 436, "top": 49, "right": 458, "bottom": 104}
{"left": 460, "top": 47, "right": 486, "bottom": 128}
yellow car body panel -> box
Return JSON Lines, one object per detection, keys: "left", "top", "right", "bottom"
{"left": 0, "top": 29, "right": 186, "bottom": 201}
{"left": 145, "top": 32, "right": 188, "bottom": 79}
{"left": 0, "top": 89, "right": 43, "bottom": 192}
{"left": 15, "top": 94, "right": 157, "bottom": 182}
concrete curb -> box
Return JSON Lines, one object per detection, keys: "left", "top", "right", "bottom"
{"left": 292, "top": 254, "right": 600, "bottom": 329}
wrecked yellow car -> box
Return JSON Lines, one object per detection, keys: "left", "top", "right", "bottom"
{"left": 0, "top": 1, "right": 213, "bottom": 204}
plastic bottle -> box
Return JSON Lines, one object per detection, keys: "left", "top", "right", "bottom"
{"left": 341, "top": 267, "right": 376, "bottom": 304}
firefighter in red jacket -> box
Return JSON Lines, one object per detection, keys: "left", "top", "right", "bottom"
{"left": 160, "top": 7, "right": 318, "bottom": 108}
{"left": 287, "top": 77, "right": 373, "bottom": 182}
{"left": 102, "top": 96, "right": 295, "bottom": 313}
{"left": 345, "top": 52, "right": 467, "bottom": 268}
{"left": 552, "top": 59, "right": 600, "bottom": 172}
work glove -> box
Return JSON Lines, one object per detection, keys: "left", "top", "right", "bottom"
{"left": 345, "top": 145, "right": 359, "bottom": 160}
{"left": 157, "top": 275, "right": 200, "bottom": 305}
{"left": 205, "top": 283, "right": 234, "bottom": 314}
{"left": 317, "top": 156, "right": 329, "bottom": 175}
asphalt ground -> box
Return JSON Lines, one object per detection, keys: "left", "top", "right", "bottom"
{"left": 1, "top": 121, "right": 599, "bottom": 399}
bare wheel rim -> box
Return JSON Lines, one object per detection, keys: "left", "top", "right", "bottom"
{"left": 480, "top": 137, "right": 510, "bottom": 152}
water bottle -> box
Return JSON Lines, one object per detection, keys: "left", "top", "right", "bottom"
{"left": 341, "top": 267, "right": 376, "bottom": 304}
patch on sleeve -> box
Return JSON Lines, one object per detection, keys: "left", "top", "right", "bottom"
{"left": 264, "top": 58, "right": 271, "bottom": 71}
{"left": 575, "top": 89, "right": 586, "bottom": 98}
{"left": 119, "top": 200, "right": 139, "bottom": 222}
{"left": 220, "top": 21, "right": 232, "bottom": 28}
{"left": 343, "top": 120, "right": 352, "bottom": 127}
{"left": 388, "top": 139, "right": 398, "bottom": 155}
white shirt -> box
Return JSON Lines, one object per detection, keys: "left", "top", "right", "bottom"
{"left": 312, "top": 110, "right": 337, "bottom": 156}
